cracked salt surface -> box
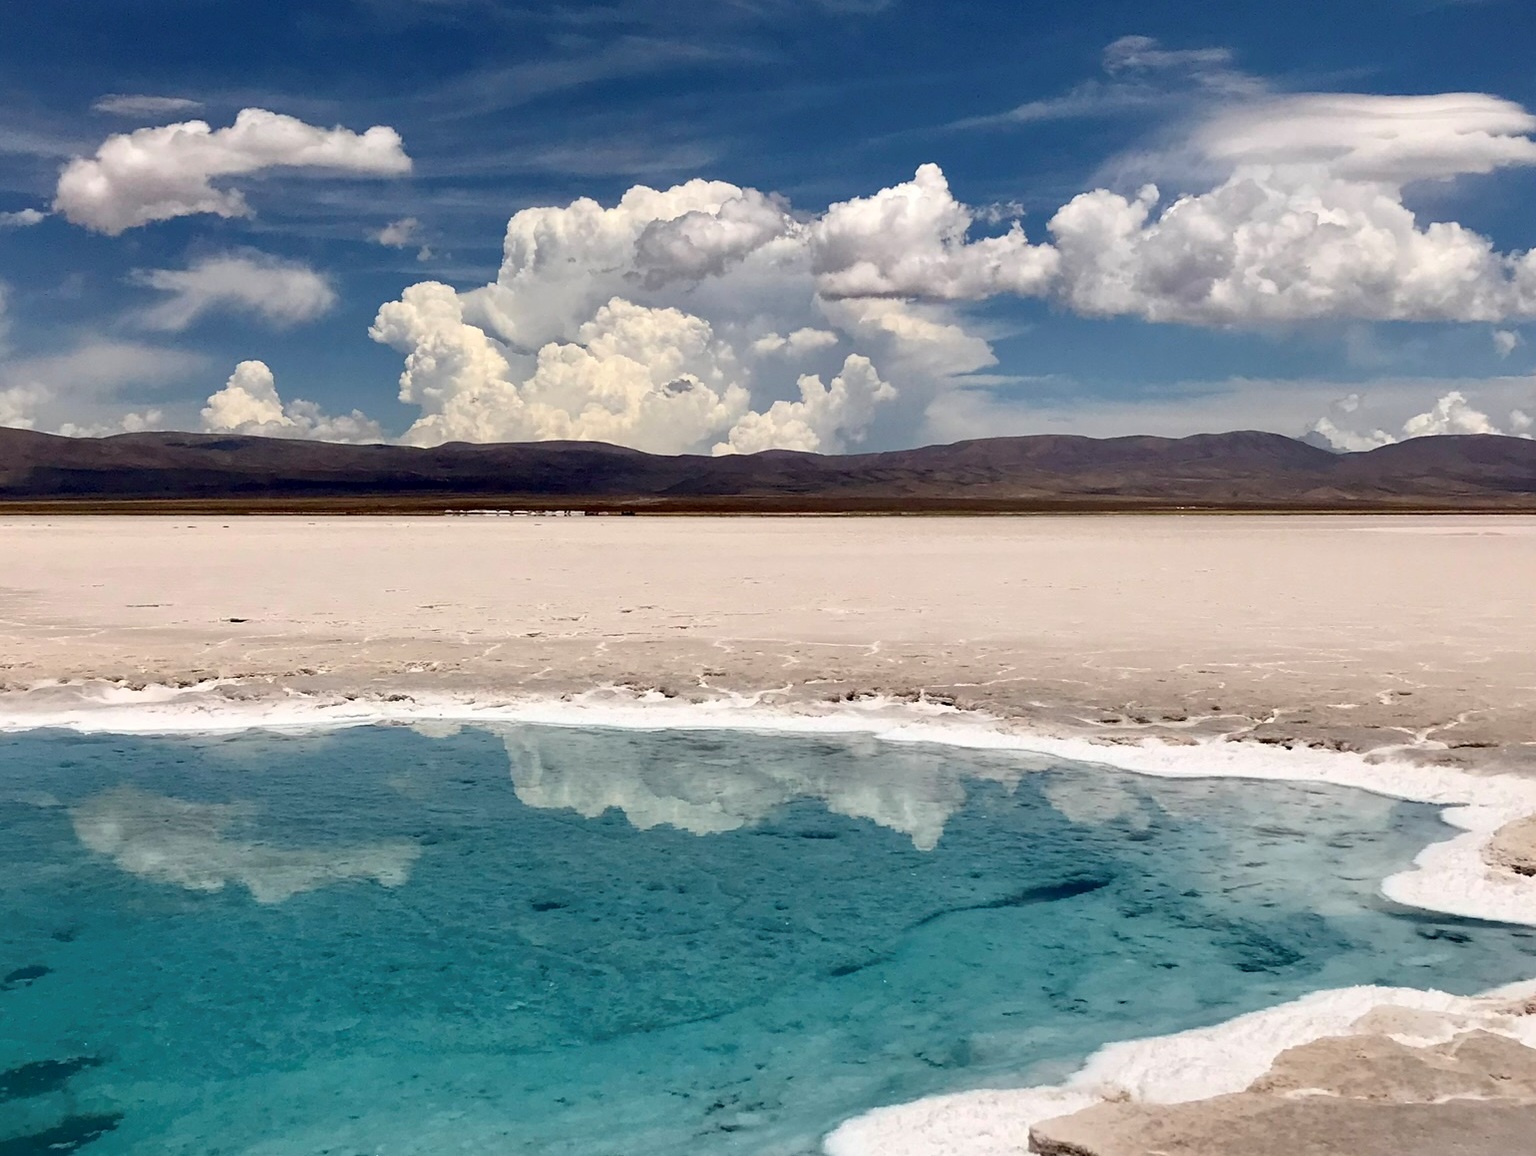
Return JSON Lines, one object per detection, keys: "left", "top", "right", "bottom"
{"left": 3, "top": 722, "right": 1536, "bottom": 1154}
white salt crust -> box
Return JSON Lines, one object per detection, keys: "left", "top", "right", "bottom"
{"left": 822, "top": 978, "right": 1536, "bottom": 1156}
{"left": 3, "top": 678, "right": 1535, "bottom": 1155}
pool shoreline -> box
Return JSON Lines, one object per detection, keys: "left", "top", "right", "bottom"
{"left": 4, "top": 513, "right": 1534, "bottom": 1155}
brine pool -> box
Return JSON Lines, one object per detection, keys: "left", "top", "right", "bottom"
{"left": 2, "top": 722, "right": 1534, "bottom": 1155}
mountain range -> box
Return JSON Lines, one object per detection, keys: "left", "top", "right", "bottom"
{"left": 1, "top": 427, "right": 1532, "bottom": 512}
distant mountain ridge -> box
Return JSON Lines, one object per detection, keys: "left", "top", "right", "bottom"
{"left": 0, "top": 427, "right": 1532, "bottom": 511}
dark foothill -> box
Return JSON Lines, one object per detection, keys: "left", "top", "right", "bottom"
{"left": 4, "top": 427, "right": 1534, "bottom": 513}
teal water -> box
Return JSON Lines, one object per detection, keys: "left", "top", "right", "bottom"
{"left": 2, "top": 723, "right": 1535, "bottom": 1155}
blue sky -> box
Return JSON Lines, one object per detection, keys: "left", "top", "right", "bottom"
{"left": 3, "top": 0, "right": 1536, "bottom": 452}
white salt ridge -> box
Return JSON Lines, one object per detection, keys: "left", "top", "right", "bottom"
{"left": 5, "top": 678, "right": 1536, "bottom": 1154}
{"left": 822, "top": 979, "right": 1536, "bottom": 1156}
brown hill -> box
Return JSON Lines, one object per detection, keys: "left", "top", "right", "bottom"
{"left": 0, "top": 428, "right": 1531, "bottom": 512}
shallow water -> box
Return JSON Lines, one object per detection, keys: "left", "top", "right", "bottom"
{"left": 2, "top": 723, "right": 1535, "bottom": 1155}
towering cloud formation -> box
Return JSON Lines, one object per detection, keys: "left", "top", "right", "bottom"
{"left": 55, "top": 109, "right": 411, "bottom": 234}
{"left": 811, "top": 164, "right": 1058, "bottom": 300}
{"left": 370, "top": 177, "right": 905, "bottom": 455}
{"left": 373, "top": 288, "right": 757, "bottom": 454}
{"left": 722, "top": 355, "right": 894, "bottom": 454}
{"left": 363, "top": 83, "right": 1536, "bottom": 452}
{"left": 1401, "top": 390, "right": 1508, "bottom": 437}
{"left": 634, "top": 188, "right": 796, "bottom": 287}
{"left": 202, "top": 360, "right": 383, "bottom": 443}
{"left": 1049, "top": 94, "right": 1536, "bottom": 324}
{"left": 201, "top": 360, "right": 289, "bottom": 429}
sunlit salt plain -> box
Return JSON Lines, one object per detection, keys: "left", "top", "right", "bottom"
{"left": 4, "top": 722, "right": 1536, "bottom": 1155}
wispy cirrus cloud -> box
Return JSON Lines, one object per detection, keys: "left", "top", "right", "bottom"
{"left": 414, "top": 36, "right": 766, "bottom": 123}
{"left": 130, "top": 252, "right": 337, "bottom": 332}
{"left": 0, "top": 336, "right": 208, "bottom": 433}
{"left": 91, "top": 94, "right": 204, "bottom": 118}
{"left": 946, "top": 34, "right": 1259, "bottom": 132}
{"left": 0, "top": 123, "right": 85, "bottom": 159}
{"left": 1100, "top": 35, "right": 1236, "bottom": 78}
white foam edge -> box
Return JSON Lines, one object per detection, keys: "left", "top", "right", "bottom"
{"left": 6, "top": 678, "right": 1536, "bottom": 1155}
{"left": 822, "top": 976, "right": 1536, "bottom": 1156}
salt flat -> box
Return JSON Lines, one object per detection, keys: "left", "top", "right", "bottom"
{"left": 4, "top": 512, "right": 1536, "bottom": 1156}
{"left": 1, "top": 513, "right": 1533, "bottom": 761}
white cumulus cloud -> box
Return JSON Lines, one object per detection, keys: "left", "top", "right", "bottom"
{"left": 475, "top": 177, "right": 792, "bottom": 350}
{"left": 820, "top": 296, "right": 998, "bottom": 379}
{"left": 331, "top": 90, "right": 1536, "bottom": 452}
{"left": 203, "top": 359, "right": 287, "bottom": 427}
{"left": 633, "top": 188, "right": 796, "bottom": 287}
{"left": 1049, "top": 173, "right": 1536, "bottom": 325}
{"left": 750, "top": 328, "right": 840, "bottom": 357}
{"left": 367, "top": 174, "right": 916, "bottom": 454}
{"left": 370, "top": 282, "right": 899, "bottom": 456}
{"left": 372, "top": 286, "right": 755, "bottom": 453}
{"left": 55, "top": 108, "right": 412, "bottom": 234}
{"left": 202, "top": 360, "right": 384, "bottom": 443}
{"left": 1401, "top": 389, "right": 1504, "bottom": 437}
{"left": 719, "top": 354, "right": 895, "bottom": 454}
{"left": 811, "top": 164, "right": 1059, "bottom": 301}
{"left": 1306, "top": 414, "right": 1396, "bottom": 453}
{"left": 0, "top": 385, "right": 43, "bottom": 430}
{"left": 1047, "top": 92, "right": 1536, "bottom": 326}
{"left": 0, "top": 208, "right": 45, "bottom": 228}
{"left": 57, "top": 409, "right": 165, "bottom": 438}
{"left": 375, "top": 216, "right": 419, "bottom": 247}
{"left": 132, "top": 253, "right": 337, "bottom": 331}
{"left": 1307, "top": 388, "right": 1534, "bottom": 450}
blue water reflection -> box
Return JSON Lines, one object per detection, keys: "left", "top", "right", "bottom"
{"left": 1, "top": 724, "right": 1533, "bottom": 1154}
